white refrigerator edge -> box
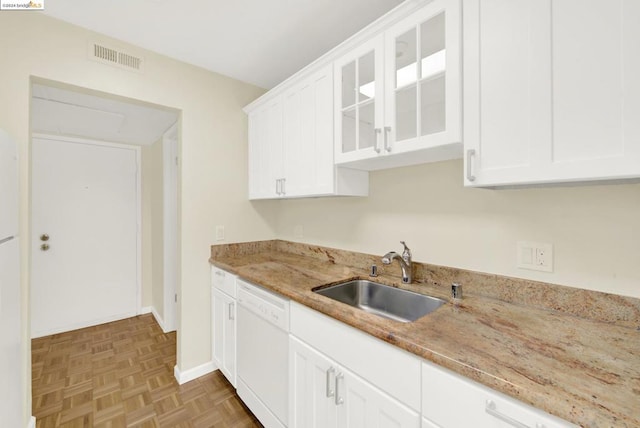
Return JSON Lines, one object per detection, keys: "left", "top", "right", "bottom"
{"left": 0, "top": 128, "right": 25, "bottom": 427}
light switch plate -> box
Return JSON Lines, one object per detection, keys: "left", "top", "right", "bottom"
{"left": 517, "top": 241, "right": 553, "bottom": 272}
{"left": 215, "top": 225, "right": 225, "bottom": 241}
{"left": 293, "top": 225, "right": 304, "bottom": 239}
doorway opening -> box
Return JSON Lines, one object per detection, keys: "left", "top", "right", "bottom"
{"left": 29, "top": 77, "right": 181, "bottom": 337}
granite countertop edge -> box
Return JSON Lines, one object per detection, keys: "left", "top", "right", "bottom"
{"left": 209, "top": 245, "right": 639, "bottom": 428}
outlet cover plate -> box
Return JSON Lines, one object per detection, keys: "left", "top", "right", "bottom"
{"left": 517, "top": 241, "right": 553, "bottom": 272}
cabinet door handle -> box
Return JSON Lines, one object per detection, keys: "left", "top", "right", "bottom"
{"left": 374, "top": 128, "right": 382, "bottom": 153}
{"left": 485, "top": 400, "right": 532, "bottom": 428}
{"left": 228, "top": 302, "right": 234, "bottom": 320}
{"left": 335, "top": 372, "right": 344, "bottom": 405}
{"left": 384, "top": 126, "right": 392, "bottom": 152}
{"left": 325, "top": 366, "right": 335, "bottom": 398}
{"left": 281, "top": 178, "right": 286, "bottom": 195}
{"left": 466, "top": 149, "right": 476, "bottom": 182}
{"left": 275, "top": 179, "right": 281, "bottom": 195}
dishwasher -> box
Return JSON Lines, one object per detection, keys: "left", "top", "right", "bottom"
{"left": 236, "top": 278, "right": 289, "bottom": 428}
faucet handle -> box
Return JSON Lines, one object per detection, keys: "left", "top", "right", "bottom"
{"left": 400, "top": 241, "right": 411, "bottom": 261}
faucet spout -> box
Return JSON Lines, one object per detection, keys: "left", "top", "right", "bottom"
{"left": 381, "top": 248, "right": 412, "bottom": 284}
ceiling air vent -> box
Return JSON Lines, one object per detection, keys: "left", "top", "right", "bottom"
{"left": 89, "top": 41, "right": 145, "bottom": 73}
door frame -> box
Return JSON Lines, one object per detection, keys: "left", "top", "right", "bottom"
{"left": 162, "top": 124, "right": 178, "bottom": 332}
{"left": 30, "top": 133, "right": 143, "bottom": 323}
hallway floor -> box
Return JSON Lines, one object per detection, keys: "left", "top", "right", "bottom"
{"left": 32, "top": 314, "right": 261, "bottom": 427}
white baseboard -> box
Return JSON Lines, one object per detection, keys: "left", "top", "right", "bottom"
{"left": 151, "top": 307, "right": 167, "bottom": 332}
{"left": 31, "top": 311, "right": 137, "bottom": 338}
{"left": 140, "top": 306, "right": 170, "bottom": 333}
{"left": 27, "top": 416, "right": 35, "bottom": 428}
{"left": 174, "top": 361, "right": 217, "bottom": 385}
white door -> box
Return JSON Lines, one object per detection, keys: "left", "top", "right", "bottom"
{"left": 31, "top": 136, "right": 140, "bottom": 338}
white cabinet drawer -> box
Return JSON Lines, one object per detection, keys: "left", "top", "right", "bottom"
{"left": 211, "top": 266, "right": 236, "bottom": 297}
{"left": 422, "top": 361, "right": 576, "bottom": 428}
{"left": 290, "top": 301, "right": 421, "bottom": 412}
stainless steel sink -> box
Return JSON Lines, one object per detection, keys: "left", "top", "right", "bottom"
{"left": 313, "top": 279, "right": 445, "bottom": 323}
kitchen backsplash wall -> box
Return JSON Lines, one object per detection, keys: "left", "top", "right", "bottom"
{"left": 274, "top": 159, "right": 640, "bottom": 299}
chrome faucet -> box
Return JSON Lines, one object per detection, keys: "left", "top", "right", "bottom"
{"left": 381, "top": 241, "right": 412, "bottom": 284}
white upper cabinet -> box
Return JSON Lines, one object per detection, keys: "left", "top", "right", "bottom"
{"left": 247, "top": 66, "right": 368, "bottom": 200}
{"left": 335, "top": 0, "right": 462, "bottom": 170}
{"left": 248, "top": 96, "right": 283, "bottom": 199}
{"left": 464, "top": 0, "right": 640, "bottom": 187}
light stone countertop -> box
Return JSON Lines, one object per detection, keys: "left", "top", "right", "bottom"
{"left": 210, "top": 240, "right": 640, "bottom": 428}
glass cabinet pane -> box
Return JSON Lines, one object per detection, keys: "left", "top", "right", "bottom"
{"left": 420, "top": 12, "right": 446, "bottom": 136}
{"left": 420, "top": 76, "right": 445, "bottom": 135}
{"left": 358, "top": 51, "right": 376, "bottom": 102}
{"left": 359, "top": 102, "right": 376, "bottom": 149}
{"left": 342, "top": 107, "right": 356, "bottom": 153}
{"left": 396, "top": 84, "right": 417, "bottom": 141}
{"left": 420, "top": 13, "right": 445, "bottom": 79}
{"left": 342, "top": 61, "right": 356, "bottom": 108}
{"left": 341, "top": 48, "right": 379, "bottom": 154}
{"left": 395, "top": 28, "right": 417, "bottom": 89}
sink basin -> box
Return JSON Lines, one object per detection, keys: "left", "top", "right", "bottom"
{"left": 313, "top": 279, "right": 445, "bottom": 323}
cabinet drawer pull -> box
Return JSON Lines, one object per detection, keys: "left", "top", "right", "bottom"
{"left": 374, "top": 128, "right": 382, "bottom": 153}
{"left": 466, "top": 149, "right": 476, "bottom": 182}
{"left": 228, "top": 302, "right": 234, "bottom": 320}
{"left": 215, "top": 270, "right": 225, "bottom": 277}
{"left": 485, "top": 400, "right": 533, "bottom": 428}
{"left": 384, "top": 126, "right": 392, "bottom": 152}
{"left": 335, "top": 372, "right": 344, "bottom": 405}
{"left": 325, "top": 366, "right": 335, "bottom": 398}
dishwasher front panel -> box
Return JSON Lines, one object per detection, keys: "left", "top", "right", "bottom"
{"left": 236, "top": 279, "right": 289, "bottom": 427}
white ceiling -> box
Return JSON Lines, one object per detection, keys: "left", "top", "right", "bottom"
{"left": 43, "top": 0, "right": 404, "bottom": 89}
{"left": 31, "top": 83, "right": 179, "bottom": 145}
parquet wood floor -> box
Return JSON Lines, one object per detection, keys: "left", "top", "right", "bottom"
{"left": 32, "top": 314, "right": 262, "bottom": 428}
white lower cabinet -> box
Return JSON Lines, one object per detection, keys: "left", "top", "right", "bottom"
{"left": 290, "top": 336, "right": 419, "bottom": 428}
{"left": 211, "top": 267, "right": 237, "bottom": 387}
{"left": 421, "top": 361, "right": 576, "bottom": 428}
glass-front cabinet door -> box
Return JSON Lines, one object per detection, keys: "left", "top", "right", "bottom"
{"left": 334, "top": 35, "right": 385, "bottom": 164}
{"left": 384, "top": 0, "right": 461, "bottom": 153}
{"left": 334, "top": 0, "right": 460, "bottom": 169}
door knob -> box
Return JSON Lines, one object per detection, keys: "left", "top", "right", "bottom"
{"left": 40, "top": 243, "right": 50, "bottom": 251}
{"left": 40, "top": 234, "right": 49, "bottom": 241}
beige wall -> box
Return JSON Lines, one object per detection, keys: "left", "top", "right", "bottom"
{"left": 0, "top": 12, "right": 276, "bottom": 425}
{"left": 274, "top": 159, "right": 640, "bottom": 299}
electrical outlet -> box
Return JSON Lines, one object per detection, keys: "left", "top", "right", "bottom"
{"left": 215, "top": 225, "right": 225, "bottom": 241}
{"left": 294, "top": 225, "right": 304, "bottom": 239}
{"left": 517, "top": 241, "right": 553, "bottom": 272}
